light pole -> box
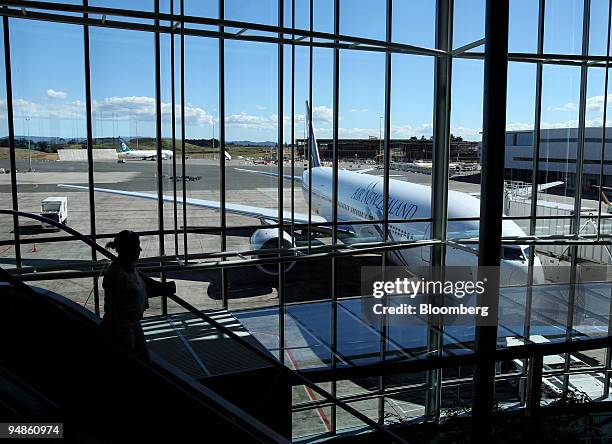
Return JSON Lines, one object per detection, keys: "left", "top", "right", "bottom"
{"left": 212, "top": 122, "right": 215, "bottom": 158}
{"left": 25, "top": 116, "right": 32, "bottom": 172}
{"left": 379, "top": 116, "right": 383, "bottom": 165}
{"left": 135, "top": 119, "right": 139, "bottom": 150}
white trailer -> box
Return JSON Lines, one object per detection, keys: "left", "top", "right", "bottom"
{"left": 40, "top": 197, "right": 68, "bottom": 230}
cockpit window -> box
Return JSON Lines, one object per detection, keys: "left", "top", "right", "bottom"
{"left": 502, "top": 246, "right": 526, "bottom": 261}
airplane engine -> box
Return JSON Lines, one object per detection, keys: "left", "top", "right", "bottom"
{"left": 250, "top": 228, "right": 296, "bottom": 275}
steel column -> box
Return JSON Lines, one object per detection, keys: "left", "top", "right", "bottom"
{"left": 82, "top": 0, "right": 99, "bottom": 314}
{"left": 600, "top": 0, "right": 612, "bottom": 399}
{"left": 170, "top": 0, "right": 178, "bottom": 257}
{"left": 2, "top": 16, "right": 20, "bottom": 269}
{"left": 180, "top": 0, "right": 187, "bottom": 265}
{"left": 596, "top": 0, "right": 612, "bottom": 239}
{"left": 471, "top": 0, "right": 509, "bottom": 438}
{"left": 377, "top": 0, "right": 393, "bottom": 425}
{"left": 564, "top": 0, "right": 591, "bottom": 394}
{"left": 277, "top": 0, "right": 285, "bottom": 367}
{"left": 426, "top": 0, "right": 453, "bottom": 420}
{"left": 523, "top": 0, "right": 546, "bottom": 405}
{"left": 219, "top": 0, "right": 228, "bottom": 309}
{"left": 154, "top": 0, "right": 167, "bottom": 315}
{"left": 307, "top": 0, "right": 313, "bottom": 254}
{"left": 330, "top": 0, "right": 340, "bottom": 432}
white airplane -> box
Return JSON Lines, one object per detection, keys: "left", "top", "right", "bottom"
{"left": 117, "top": 137, "right": 173, "bottom": 160}
{"left": 60, "top": 102, "right": 563, "bottom": 285}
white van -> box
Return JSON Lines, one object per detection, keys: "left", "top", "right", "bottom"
{"left": 41, "top": 197, "right": 68, "bottom": 230}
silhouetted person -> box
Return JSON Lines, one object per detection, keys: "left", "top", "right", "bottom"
{"left": 102, "top": 230, "right": 176, "bottom": 364}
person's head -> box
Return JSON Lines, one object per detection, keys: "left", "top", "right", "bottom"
{"left": 106, "top": 230, "right": 141, "bottom": 263}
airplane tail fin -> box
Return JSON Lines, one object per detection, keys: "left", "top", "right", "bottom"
{"left": 305, "top": 100, "right": 321, "bottom": 167}
{"left": 117, "top": 137, "right": 130, "bottom": 153}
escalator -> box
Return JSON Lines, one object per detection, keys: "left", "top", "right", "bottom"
{"left": 0, "top": 274, "right": 288, "bottom": 443}
{"left": 0, "top": 210, "right": 407, "bottom": 443}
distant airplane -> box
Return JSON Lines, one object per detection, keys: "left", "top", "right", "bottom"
{"left": 117, "top": 137, "right": 173, "bottom": 160}
{"left": 60, "top": 102, "right": 564, "bottom": 285}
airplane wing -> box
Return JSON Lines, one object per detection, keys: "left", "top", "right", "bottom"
{"left": 535, "top": 181, "right": 564, "bottom": 193}
{"left": 234, "top": 167, "right": 302, "bottom": 182}
{"left": 58, "top": 184, "right": 325, "bottom": 225}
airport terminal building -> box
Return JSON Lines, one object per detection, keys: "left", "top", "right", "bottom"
{"left": 505, "top": 127, "right": 612, "bottom": 193}
{"left": 1, "top": 1, "right": 612, "bottom": 443}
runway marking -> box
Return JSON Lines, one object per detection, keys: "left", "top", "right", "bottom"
{"left": 284, "top": 342, "right": 333, "bottom": 433}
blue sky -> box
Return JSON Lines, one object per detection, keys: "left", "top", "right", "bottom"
{"left": 2, "top": 0, "right": 611, "bottom": 142}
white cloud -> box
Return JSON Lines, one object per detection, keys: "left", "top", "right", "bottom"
{"left": 390, "top": 123, "right": 433, "bottom": 138}
{"left": 448, "top": 126, "right": 482, "bottom": 140}
{"left": 312, "top": 105, "right": 333, "bottom": 123}
{"left": 255, "top": 104, "right": 267, "bottom": 110}
{"left": 339, "top": 127, "right": 379, "bottom": 138}
{"left": 548, "top": 94, "right": 612, "bottom": 113}
{"left": 46, "top": 89, "right": 67, "bottom": 100}
{"left": 585, "top": 94, "right": 612, "bottom": 113}
{"left": 4, "top": 95, "right": 215, "bottom": 127}
{"left": 550, "top": 102, "right": 578, "bottom": 112}
{"left": 92, "top": 96, "right": 214, "bottom": 126}
{"left": 506, "top": 122, "right": 533, "bottom": 131}
{"left": 349, "top": 108, "right": 370, "bottom": 113}
{"left": 225, "top": 112, "right": 277, "bottom": 129}
{"left": 541, "top": 117, "right": 604, "bottom": 129}
{"left": 10, "top": 98, "right": 84, "bottom": 120}
{"left": 13, "top": 92, "right": 612, "bottom": 140}
{"left": 294, "top": 105, "right": 334, "bottom": 124}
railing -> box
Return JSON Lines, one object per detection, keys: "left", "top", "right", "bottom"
{"left": 0, "top": 210, "right": 409, "bottom": 443}
{"left": 0, "top": 267, "right": 290, "bottom": 443}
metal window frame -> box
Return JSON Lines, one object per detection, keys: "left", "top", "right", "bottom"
{"left": 1, "top": 0, "right": 612, "bottom": 436}
{"left": 82, "top": 0, "right": 99, "bottom": 314}
{"left": 2, "top": 16, "right": 20, "bottom": 269}
{"left": 471, "top": 0, "right": 509, "bottom": 438}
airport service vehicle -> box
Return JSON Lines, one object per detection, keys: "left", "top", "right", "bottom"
{"left": 40, "top": 197, "right": 67, "bottom": 230}
{"left": 59, "top": 102, "right": 563, "bottom": 285}
{"left": 117, "top": 137, "right": 173, "bottom": 160}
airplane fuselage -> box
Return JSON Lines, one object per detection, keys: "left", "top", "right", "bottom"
{"left": 302, "top": 166, "right": 544, "bottom": 285}
{"left": 119, "top": 150, "right": 173, "bottom": 160}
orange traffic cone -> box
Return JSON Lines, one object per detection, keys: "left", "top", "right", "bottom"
{"left": 31, "top": 244, "right": 37, "bottom": 253}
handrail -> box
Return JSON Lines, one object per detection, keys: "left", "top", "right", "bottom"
{"left": 0, "top": 211, "right": 408, "bottom": 442}
{"left": 0, "top": 267, "right": 289, "bottom": 443}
